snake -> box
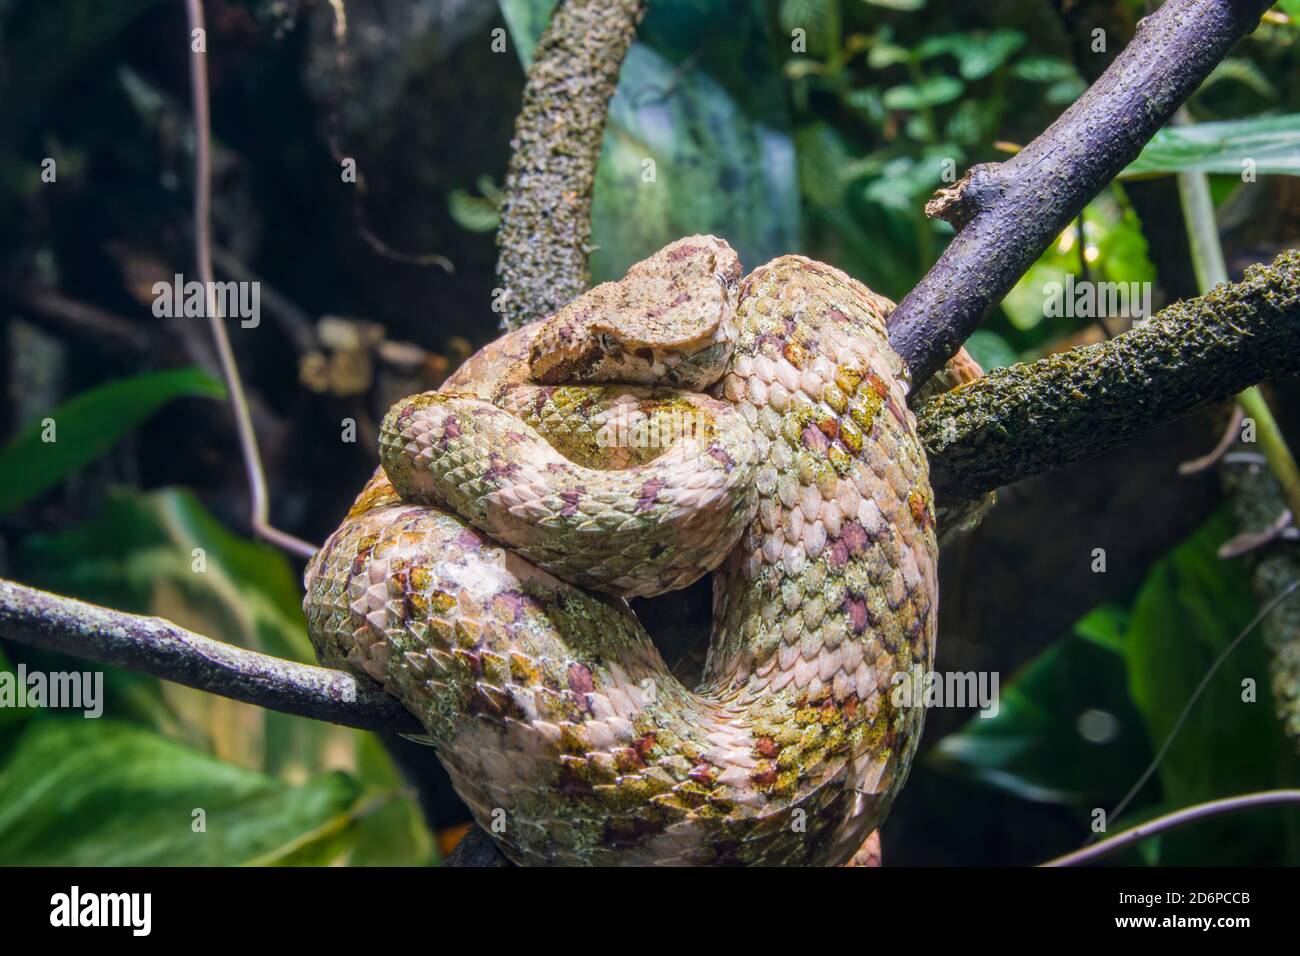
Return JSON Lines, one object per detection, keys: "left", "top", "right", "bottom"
{"left": 304, "top": 237, "right": 944, "bottom": 866}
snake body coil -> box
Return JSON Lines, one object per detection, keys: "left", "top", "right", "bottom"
{"left": 305, "top": 238, "right": 938, "bottom": 865}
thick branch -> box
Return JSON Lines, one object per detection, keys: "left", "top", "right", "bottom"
{"left": 494, "top": 0, "right": 644, "bottom": 331}
{"left": 887, "top": 0, "right": 1272, "bottom": 383}
{"left": 0, "top": 579, "right": 422, "bottom": 735}
{"left": 920, "top": 250, "right": 1300, "bottom": 503}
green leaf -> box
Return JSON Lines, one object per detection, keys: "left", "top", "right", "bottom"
{"left": 957, "top": 30, "right": 1025, "bottom": 81}
{"left": 1200, "top": 57, "right": 1277, "bottom": 100}
{"left": 18, "top": 487, "right": 310, "bottom": 664}
{"left": 1074, "top": 604, "right": 1131, "bottom": 655}
{"left": 933, "top": 633, "right": 1153, "bottom": 807}
{"left": 0, "top": 720, "right": 363, "bottom": 865}
{"left": 779, "top": 0, "right": 841, "bottom": 59}
{"left": 448, "top": 188, "right": 501, "bottom": 233}
{"left": 16, "top": 488, "right": 317, "bottom": 774}
{"left": 1122, "top": 511, "right": 1300, "bottom": 866}
{"left": 882, "top": 75, "right": 964, "bottom": 110}
{"left": 501, "top": 1, "right": 798, "bottom": 281}
{"left": 1011, "top": 57, "right": 1079, "bottom": 84}
{"left": 1122, "top": 113, "right": 1300, "bottom": 178}
{"left": 962, "top": 330, "right": 1018, "bottom": 371}
{"left": 0, "top": 367, "right": 224, "bottom": 516}
{"left": 861, "top": 0, "right": 926, "bottom": 10}
{"left": 497, "top": 0, "right": 555, "bottom": 67}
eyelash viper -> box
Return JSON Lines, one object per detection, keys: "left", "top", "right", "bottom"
{"left": 304, "top": 237, "right": 941, "bottom": 865}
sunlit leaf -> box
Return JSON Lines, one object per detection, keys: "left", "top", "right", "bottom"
{"left": 0, "top": 720, "right": 362, "bottom": 865}
{"left": 1122, "top": 114, "right": 1300, "bottom": 178}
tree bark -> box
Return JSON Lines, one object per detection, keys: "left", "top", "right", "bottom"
{"left": 494, "top": 0, "right": 645, "bottom": 331}
{"left": 886, "top": 0, "right": 1273, "bottom": 383}
{"left": 0, "top": 578, "right": 421, "bottom": 735}
{"left": 920, "top": 250, "right": 1300, "bottom": 503}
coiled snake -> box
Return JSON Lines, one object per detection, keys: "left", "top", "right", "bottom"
{"left": 305, "top": 237, "right": 943, "bottom": 865}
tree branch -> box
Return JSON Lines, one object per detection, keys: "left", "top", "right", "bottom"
{"left": 919, "top": 250, "right": 1300, "bottom": 504}
{"left": 494, "top": 0, "right": 645, "bottom": 331}
{"left": 0, "top": 578, "right": 422, "bottom": 735}
{"left": 886, "top": 0, "right": 1273, "bottom": 383}
{"left": 1041, "top": 789, "right": 1300, "bottom": 867}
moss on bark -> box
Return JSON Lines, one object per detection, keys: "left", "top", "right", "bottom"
{"left": 920, "top": 250, "right": 1300, "bottom": 504}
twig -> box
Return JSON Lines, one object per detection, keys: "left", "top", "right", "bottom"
{"left": 0, "top": 287, "right": 151, "bottom": 360}
{"left": 1177, "top": 149, "right": 1300, "bottom": 526}
{"left": 886, "top": 0, "right": 1273, "bottom": 383}
{"left": 0, "top": 578, "right": 421, "bottom": 734}
{"left": 1105, "top": 579, "right": 1300, "bottom": 827}
{"left": 494, "top": 0, "right": 645, "bottom": 331}
{"left": 1178, "top": 405, "right": 1244, "bottom": 475}
{"left": 918, "top": 250, "right": 1300, "bottom": 505}
{"left": 1041, "top": 790, "right": 1300, "bottom": 866}
{"left": 184, "top": 0, "right": 317, "bottom": 560}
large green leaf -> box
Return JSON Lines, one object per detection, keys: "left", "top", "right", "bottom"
{"left": 12, "top": 487, "right": 435, "bottom": 863}
{"left": 932, "top": 628, "right": 1152, "bottom": 807}
{"left": 4, "top": 486, "right": 283, "bottom": 781}
{"left": 500, "top": 0, "right": 800, "bottom": 280}
{"left": 1123, "top": 510, "right": 1300, "bottom": 864}
{"left": 0, "top": 367, "right": 224, "bottom": 516}
{"left": 16, "top": 487, "right": 315, "bottom": 772}
{"left": 0, "top": 720, "right": 362, "bottom": 865}
{"left": 1122, "top": 114, "right": 1300, "bottom": 178}
{"left": 18, "top": 487, "right": 309, "bottom": 664}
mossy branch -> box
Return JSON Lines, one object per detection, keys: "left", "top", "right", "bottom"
{"left": 919, "top": 250, "right": 1300, "bottom": 504}
{"left": 886, "top": 0, "right": 1273, "bottom": 383}
{"left": 494, "top": 0, "right": 645, "bottom": 331}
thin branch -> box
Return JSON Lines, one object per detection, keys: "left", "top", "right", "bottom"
{"left": 1041, "top": 790, "right": 1300, "bottom": 867}
{"left": 1106, "top": 579, "right": 1300, "bottom": 826}
{"left": 0, "top": 578, "right": 422, "bottom": 735}
{"left": 919, "top": 250, "right": 1300, "bottom": 505}
{"left": 184, "top": 0, "right": 317, "bottom": 560}
{"left": 887, "top": 0, "right": 1273, "bottom": 383}
{"left": 0, "top": 287, "right": 151, "bottom": 360}
{"left": 494, "top": 0, "right": 645, "bottom": 331}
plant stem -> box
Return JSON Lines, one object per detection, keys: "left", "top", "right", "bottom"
{"left": 1177, "top": 151, "right": 1300, "bottom": 521}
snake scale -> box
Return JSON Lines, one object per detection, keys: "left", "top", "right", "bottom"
{"left": 305, "top": 237, "right": 944, "bottom": 865}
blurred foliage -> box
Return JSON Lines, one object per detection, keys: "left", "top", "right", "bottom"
{"left": 501, "top": 0, "right": 800, "bottom": 282}
{"left": 1124, "top": 113, "right": 1300, "bottom": 178}
{"left": 4, "top": 487, "right": 434, "bottom": 865}
{"left": 0, "top": 368, "right": 224, "bottom": 517}
{"left": 938, "top": 512, "right": 1300, "bottom": 865}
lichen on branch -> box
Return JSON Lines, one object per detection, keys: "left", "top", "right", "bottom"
{"left": 494, "top": 0, "right": 645, "bottom": 331}
{"left": 919, "top": 250, "right": 1300, "bottom": 504}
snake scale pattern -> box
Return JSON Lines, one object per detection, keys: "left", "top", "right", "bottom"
{"left": 304, "top": 237, "right": 940, "bottom": 865}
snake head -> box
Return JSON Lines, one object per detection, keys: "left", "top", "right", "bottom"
{"left": 530, "top": 235, "right": 742, "bottom": 390}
